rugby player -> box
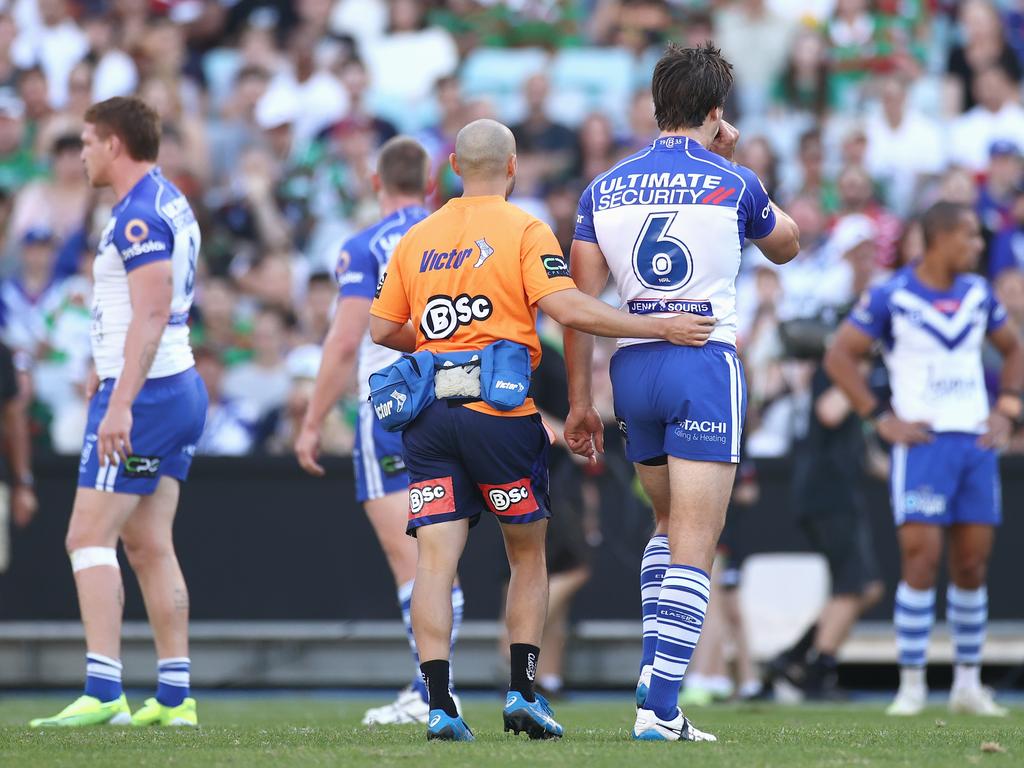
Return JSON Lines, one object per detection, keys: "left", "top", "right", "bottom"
{"left": 563, "top": 43, "right": 800, "bottom": 741}
{"left": 31, "top": 97, "right": 207, "bottom": 727}
{"left": 295, "top": 136, "right": 464, "bottom": 725}
{"left": 826, "top": 201, "right": 1024, "bottom": 716}
{"left": 369, "top": 118, "right": 716, "bottom": 741}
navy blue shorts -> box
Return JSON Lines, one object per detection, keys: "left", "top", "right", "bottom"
{"left": 401, "top": 400, "right": 551, "bottom": 535}
{"left": 610, "top": 341, "right": 746, "bottom": 464}
{"left": 354, "top": 401, "right": 409, "bottom": 502}
{"left": 890, "top": 433, "right": 1001, "bottom": 527}
{"left": 78, "top": 367, "right": 208, "bottom": 495}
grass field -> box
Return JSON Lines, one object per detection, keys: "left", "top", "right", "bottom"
{"left": 0, "top": 694, "right": 1020, "bottom": 768}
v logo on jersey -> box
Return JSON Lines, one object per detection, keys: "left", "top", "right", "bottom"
{"left": 474, "top": 238, "right": 494, "bottom": 268}
{"left": 891, "top": 283, "right": 988, "bottom": 349}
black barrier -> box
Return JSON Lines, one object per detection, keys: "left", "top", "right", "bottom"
{"left": 2, "top": 456, "right": 1022, "bottom": 621}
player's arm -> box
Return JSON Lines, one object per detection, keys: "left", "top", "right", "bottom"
{"left": 824, "top": 323, "right": 930, "bottom": 445}
{"left": 981, "top": 321, "right": 1024, "bottom": 449}
{"left": 295, "top": 296, "right": 371, "bottom": 476}
{"left": 100, "top": 259, "right": 174, "bottom": 466}
{"left": 369, "top": 248, "right": 417, "bottom": 352}
{"left": 562, "top": 239, "right": 610, "bottom": 458}
{"left": 752, "top": 202, "right": 800, "bottom": 265}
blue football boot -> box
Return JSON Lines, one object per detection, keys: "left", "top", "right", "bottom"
{"left": 426, "top": 709, "right": 474, "bottom": 741}
{"left": 503, "top": 692, "right": 563, "bottom": 740}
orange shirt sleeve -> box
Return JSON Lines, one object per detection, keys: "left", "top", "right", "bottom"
{"left": 520, "top": 218, "right": 577, "bottom": 306}
{"left": 369, "top": 241, "right": 411, "bottom": 323}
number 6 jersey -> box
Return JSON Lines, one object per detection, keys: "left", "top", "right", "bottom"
{"left": 91, "top": 168, "right": 199, "bottom": 379}
{"left": 574, "top": 136, "right": 776, "bottom": 348}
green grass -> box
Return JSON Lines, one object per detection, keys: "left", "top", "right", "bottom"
{"left": 0, "top": 695, "right": 1020, "bottom": 767}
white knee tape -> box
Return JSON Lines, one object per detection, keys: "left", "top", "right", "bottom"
{"left": 70, "top": 547, "right": 120, "bottom": 573}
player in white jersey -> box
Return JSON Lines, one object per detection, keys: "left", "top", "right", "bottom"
{"left": 294, "top": 137, "right": 463, "bottom": 725}
{"left": 31, "top": 98, "right": 207, "bottom": 728}
{"left": 563, "top": 44, "right": 800, "bottom": 741}
{"left": 826, "top": 202, "right": 1024, "bottom": 717}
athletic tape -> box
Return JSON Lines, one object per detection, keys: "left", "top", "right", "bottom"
{"left": 70, "top": 546, "right": 119, "bottom": 573}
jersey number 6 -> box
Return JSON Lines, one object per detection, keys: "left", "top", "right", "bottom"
{"left": 631, "top": 212, "right": 693, "bottom": 291}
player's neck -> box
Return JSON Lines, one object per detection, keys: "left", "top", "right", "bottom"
{"left": 110, "top": 161, "right": 156, "bottom": 202}
{"left": 915, "top": 258, "right": 956, "bottom": 291}
{"left": 659, "top": 127, "right": 714, "bottom": 149}
{"left": 379, "top": 195, "right": 424, "bottom": 218}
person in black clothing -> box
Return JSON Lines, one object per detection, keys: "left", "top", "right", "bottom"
{"left": 767, "top": 363, "right": 885, "bottom": 700}
{"left": 0, "top": 342, "right": 37, "bottom": 567}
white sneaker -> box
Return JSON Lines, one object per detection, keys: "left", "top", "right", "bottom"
{"left": 632, "top": 707, "right": 717, "bottom": 742}
{"left": 886, "top": 685, "right": 927, "bottom": 716}
{"left": 949, "top": 686, "right": 1008, "bottom": 717}
{"left": 362, "top": 685, "right": 430, "bottom": 725}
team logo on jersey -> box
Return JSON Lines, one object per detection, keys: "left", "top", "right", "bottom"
{"left": 123, "top": 218, "right": 149, "bottom": 243}
{"left": 420, "top": 294, "right": 493, "bottom": 339}
{"left": 420, "top": 247, "right": 473, "bottom": 272}
{"left": 409, "top": 477, "right": 456, "bottom": 517}
{"left": 542, "top": 254, "right": 570, "bottom": 279}
{"left": 123, "top": 455, "right": 161, "bottom": 478}
{"left": 335, "top": 250, "right": 351, "bottom": 283}
{"left": 480, "top": 480, "right": 536, "bottom": 517}
{"left": 474, "top": 238, "right": 494, "bottom": 268}
{"left": 627, "top": 298, "right": 712, "bottom": 316}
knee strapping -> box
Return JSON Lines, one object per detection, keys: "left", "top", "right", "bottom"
{"left": 70, "top": 547, "right": 120, "bottom": 573}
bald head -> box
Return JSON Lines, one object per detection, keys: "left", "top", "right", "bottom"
{"left": 454, "top": 118, "right": 516, "bottom": 180}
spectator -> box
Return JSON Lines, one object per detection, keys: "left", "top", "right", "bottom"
{"left": 194, "top": 347, "right": 256, "bottom": 456}
{"left": 16, "top": 66, "right": 51, "bottom": 147}
{"left": 297, "top": 271, "right": 335, "bottom": 345}
{"left": 0, "top": 15, "right": 20, "bottom": 91}
{"left": 510, "top": 73, "right": 579, "bottom": 196}
{"left": 330, "top": 57, "right": 397, "bottom": 150}
{"left": 0, "top": 228, "right": 66, "bottom": 356}
{"left": 946, "top": 0, "right": 1022, "bottom": 114}
{"left": 0, "top": 342, "right": 36, "bottom": 553}
{"left": 576, "top": 111, "right": 624, "bottom": 187}
{"left": 775, "top": 27, "right": 830, "bottom": 119}
{"left": 222, "top": 304, "right": 293, "bottom": 423}
{"left": 191, "top": 277, "right": 252, "bottom": 366}
{"left": 624, "top": 88, "right": 658, "bottom": 149}
{"left": 977, "top": 140, "right": 1024, "bottom": 240}
{"left": 0, "top": 92, "right": 39, "bottom": 197}
{"left": 864, "top": 75, "right": 945, "bottom": 217}
{"left": 207, "top": 65, "right": 271, "bottom": 186}
{"left": 716, "top": 0, "right": 795, "bottom": 118}
{"left": 81, "top": 12, "right": 137, "bottom": 103}
{"left": 989, "top": 184, "right": 1024, "bottom": 281}
{"left": 833, "top": 164, "right": 901, "bottom": 269}
{"left": 6, "top": 133, "right": 87, "bottom": 248}
{"left": 138, "top": 76, "right": 210, "bottom": 186}
{"left": 416, "top": 75, "right": 465, "bottom": 205}
{"left": 736, "top": 136, "right": 779, "bottom": 200}
{"left": 779, "top": 128, "right": 833, "bottom": 208}
{"left": 948, "top": 63, "right": 1024, "bottom": 172}
{"left": 10, "top": 0, "right": 88, "bottom": 109}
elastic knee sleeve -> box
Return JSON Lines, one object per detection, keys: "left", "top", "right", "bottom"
{"left": 70, "top": 547, "right": 120, "bottom": 573}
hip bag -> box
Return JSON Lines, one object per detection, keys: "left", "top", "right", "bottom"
{"left": 368, "top": 340, "right": 532, "bottom": 432}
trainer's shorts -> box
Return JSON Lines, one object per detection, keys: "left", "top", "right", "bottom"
{"left": 402, "top": 400, "right": 551, "bottom": 535}
{"left": 610, "top": 341, "right": 746, "bottom": 464}
{"left": 890, "top": 433, "right": 1001, "bottom": 527}
{"left": 354, "top": 401, "right": 409, "bottom": 502}
{"left": 800, "top": 505, "right": 880, "bottom": 596}
{"left": 78, "top": 367, "right": 207, "bottom": 495}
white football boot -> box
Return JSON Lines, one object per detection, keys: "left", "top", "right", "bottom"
{"left": 949, "top": 686, "right": 1008, "bottom": 717}
{"left": 633, "top": 707, "right": 717, "bottom": 742}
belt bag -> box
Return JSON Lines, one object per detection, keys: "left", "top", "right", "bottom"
{"left": 368, "top": 341, "right": 533, "bottom": 432}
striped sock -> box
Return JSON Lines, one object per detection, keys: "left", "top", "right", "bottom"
{"left": 156, "top": 657, "right": 190, "bottom": 707}
{"left": 84, "top": 653, "right": 122, "bottom": 703}
{"left": 397, "top": 580, "right": 424, "bottom": 695}
{"left": 894, "top": 581, "right": 935, "bottom": 668}
{"left": 644, "top": 564, "right": 710, "bottom": 720}
{"left": 639, "top": 535, "right": 670, "bottom": 669}
{"left": 947, "top": 585, "right": 987, "bottom": 670}
{"left": 450, "top": 585, "right": 464, "bottom": 685}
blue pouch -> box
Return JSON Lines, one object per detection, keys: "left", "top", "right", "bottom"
{"left": 368, "top": 349, "right": 436, "bottom": 432}
{"left": 479, "top": 340, "right": 532, "bottom": 411}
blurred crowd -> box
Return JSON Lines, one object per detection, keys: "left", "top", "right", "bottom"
{"left": 2, "top": 0, "right": 1024, "bottom": 458}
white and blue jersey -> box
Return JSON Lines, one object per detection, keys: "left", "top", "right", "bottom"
{"left": 847, "top": 267, "right": 1007, "bottom": 526}
{"left": 79, "top": 168, "right": 207, "bottom": 495}
{"left": 337, "top": 205, "right": 428, "bottom": 502}
{"left": 575, "top": 136, "right": 775, "bottom": 464}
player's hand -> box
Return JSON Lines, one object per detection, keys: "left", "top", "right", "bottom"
{"left": 85, "top": 368, "right": 99, "bottom": 399}
{"left": 709, "top": 120, "right": 739, "bottom": 162}
{"left": 875, "top": 413, "right": 931, "bottom": 445}
{"left": 97, "top": 401, "right": 133, "bottom": 467}
{"left": 661, "top": 314, "right": 715, "bottom": 347}
{"left": 11, "top": 485, "right": 37, "bottom": 528}
{"left": 564, "top": 405, "right": 604, "bottom": 461}
{"left": 978, "top": 411, "right": 1013, "bottom": 450}
{"left": 295, "top": 423, "right": 325, "bottom": 477}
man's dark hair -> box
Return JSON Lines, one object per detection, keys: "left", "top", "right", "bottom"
{"left": 308, "top": 271, "right": 334, "bottom": 288}
{"left": 84, "top": 96, "right": 161, "bottom": 162}
{"left": 376, "top": 136, "right": 429, "bottom": 196}
{"left": 52, "top": 133, "right": 83, "bottom": 155}
{"left": 921, "top": 201, "right": 972, "bottom": 248}
{"left": 651, "top": 42, "right": 734, "bottom": 131}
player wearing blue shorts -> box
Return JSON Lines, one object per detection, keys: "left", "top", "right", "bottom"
{"left": 564, "top": 44, "right": 800, "bottom": 741}
{"left": 31, "top": 98, "right": 207, "bottom": 728}
{"left": 827, "top": 201, "right": 1024, "bottom": 717}
{"left": 294, "top": 137, "right": 464, "bottom": 725}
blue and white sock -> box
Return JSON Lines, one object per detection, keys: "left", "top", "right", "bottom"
{"left": 156, "top": 657, "right": 190, "bottom": 707}
{"left": 450, "top": 585, "right": 464, "bottom": 685}
{"left": 948, "top": 585, "right": 987, "bottom": 686}
{"left": 645, "top": 564, "right": 710, "bottom": 720}
{"left": 639, "top": 535, "right": 670, "bottom": 670}
{"left": 398, "top": 580, "right": 424, "bottom": 695}
{"left": 85, "top": 653, "right": 123, "bottom": 702}
{"left": 894, "top": 581, "right": 935, "bottom": 668}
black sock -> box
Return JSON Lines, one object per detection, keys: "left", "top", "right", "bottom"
{"left": 510, "top": 643, "right": 539, "bottom": 702}
{"left": 420, "top": 659, "right": 457, "bottom": 717}
{"left": 789, "top": 623, "right": 818, "bottom": 661}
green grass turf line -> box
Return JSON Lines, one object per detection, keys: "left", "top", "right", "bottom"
{"left": 0, "top": 697, "right": 1020, "bottom": 767}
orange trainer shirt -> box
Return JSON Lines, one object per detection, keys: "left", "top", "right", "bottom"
{"left": 370, "top": 194, "right": 576, "bottom": 417}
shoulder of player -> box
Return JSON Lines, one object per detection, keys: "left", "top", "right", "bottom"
{"left": 111, "top": 198, "right": 174, "bottom": 247}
